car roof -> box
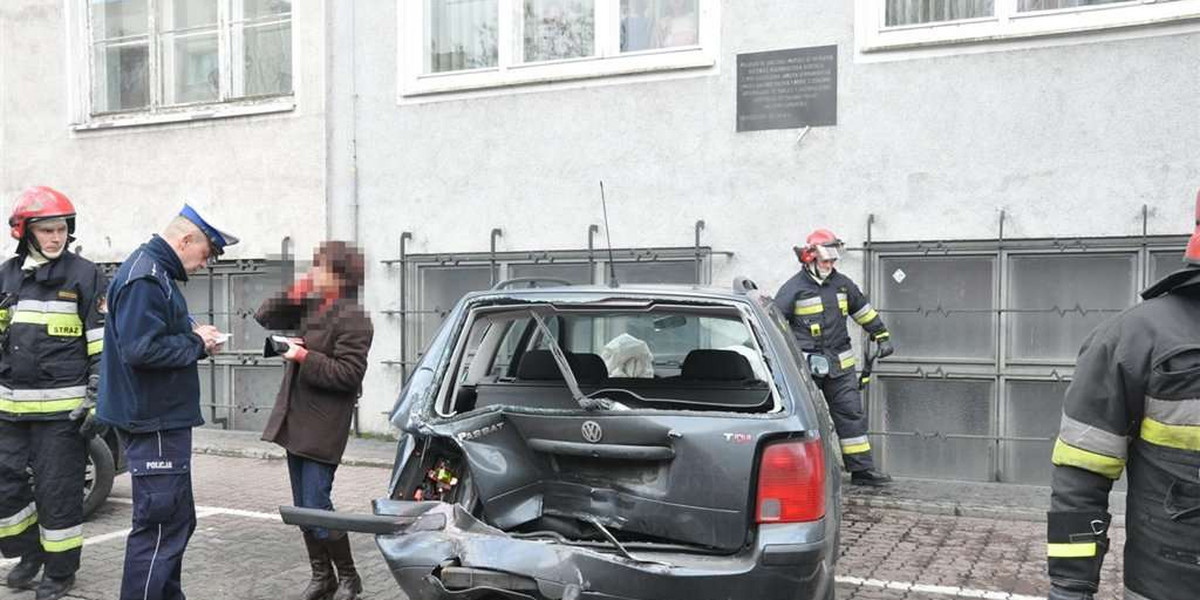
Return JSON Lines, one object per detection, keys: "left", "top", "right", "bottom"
{"left": 461, "top": 283, "right": 764, "bottom": 305}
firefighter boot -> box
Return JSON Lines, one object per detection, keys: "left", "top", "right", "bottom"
{"left": 299, "top": 532, "right": 337, "bottom": 600}
{"left": 851, "top": 469, "right": 893, "bottom": 486}
{"left": 34, "top": 574, "right": 74, "bottom": 600}
{"left": 326, "top": 533, "right": 362, "bottom": 600}
{"left": 5, "top": 552, "right": 43, "bottom": 589}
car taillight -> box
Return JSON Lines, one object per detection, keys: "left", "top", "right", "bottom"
{"left": 756, "top": 438, "right": 825, "bottom": 523}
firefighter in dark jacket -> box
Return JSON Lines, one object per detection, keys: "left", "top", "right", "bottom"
{"left": 0, "top": 187, "right": 106, "bottom": 600}
{"left": 97, "top": 205, "right": 234, "bottom": 600}
{"left": 257, "top": 241, "right": 373, "bottom": 600}
{"left": 774, "top": 229, "right": 894, "bottom": 486}
{"left": 1048, "top": 192, "right": 1200, "bottom": 600}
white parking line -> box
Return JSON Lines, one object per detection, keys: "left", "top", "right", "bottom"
{"left": 836, "top": 575, "right": 1046, "bottom": 600}
{"left": 1, "top": 504, "right": 1048, "bottom": 600}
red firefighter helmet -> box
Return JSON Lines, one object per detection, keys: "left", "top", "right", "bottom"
{"left": 1187, "top": 189, "right": 1200, "bottom": 266}
{"left": 797, "top": 229, "right": 845, "bottom": 264}
{"left": 9, "top": 186, "right": 76, "bottom": 241}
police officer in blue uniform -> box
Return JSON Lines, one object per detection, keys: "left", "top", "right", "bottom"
{"left": 97, "top": 205, "right": 236, "bottom": 600}
{"left": 775, "top": 229, "right": 894, "bottom": 486}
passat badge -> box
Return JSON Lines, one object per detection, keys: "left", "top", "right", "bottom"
{"left": 581, "top": 421, "right": 603, "bottom": 443}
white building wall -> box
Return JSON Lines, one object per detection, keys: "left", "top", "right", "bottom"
{"left": 0, "top": 0, "right": 328, "bottom": 264}
{"left": 346, "top": 2, "right": 1200, "bottom": 434}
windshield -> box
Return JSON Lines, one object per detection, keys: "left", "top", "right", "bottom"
{"left": 439, "top": 303, "right": 777, "bottom": 415}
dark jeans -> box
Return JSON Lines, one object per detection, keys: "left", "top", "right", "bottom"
{"left": 286, "top": 453, "right": 338, "bottom": 540}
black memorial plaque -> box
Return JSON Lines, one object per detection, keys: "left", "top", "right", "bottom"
{"left": 736, "top": 45, "right": 837, "bottom": 132}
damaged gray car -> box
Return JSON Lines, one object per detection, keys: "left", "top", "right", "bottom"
{"left": 282, "top": 279, "right": 842, "bottom": 600}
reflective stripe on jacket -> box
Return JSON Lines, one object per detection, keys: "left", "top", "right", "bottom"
{"left": 772, "top": 268, "right": 889, "bottom": 376}
{"left": 0, "top": 252, "right": 106, "bottom": 420}
{"left": 1048, "top": 267, "right": 1200, "bottom": 600}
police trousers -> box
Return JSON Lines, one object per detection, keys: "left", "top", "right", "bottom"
{"left": 119, "top": 428, "right": 195, "bottom": 600}
{"left": 815, "top": 370, "right": 875, "bottom": 472}
{"left": 0, "top": 419, "right": 85, "bottom": 578}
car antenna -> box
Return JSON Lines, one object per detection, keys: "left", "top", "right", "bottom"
{"left": 600, "top": 180, "right": 618, "bottom": 287}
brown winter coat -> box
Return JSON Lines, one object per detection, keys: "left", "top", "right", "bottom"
{"left": 256, "top": 294, "right": 373, "bottom": 464}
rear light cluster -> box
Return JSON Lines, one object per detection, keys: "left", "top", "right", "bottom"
{"left": 755, "top": 438, "right": 826, "bottom": 523}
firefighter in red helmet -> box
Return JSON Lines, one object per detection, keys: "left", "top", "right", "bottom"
{"left": 0, "top": 187, "right": 106, "bottom": 599}
{"left": 774, "top": 229, "right": 894, "bottom": 486}
{"left": 1047, "top": 190, "right": 1200, "bottom": 600}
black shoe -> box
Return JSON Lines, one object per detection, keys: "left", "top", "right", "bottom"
{"left": 850, "top": 469, "right": 893, "bottom": 486}
{"left": 5, "top": 552, "right": 43, "bottom": 589}
{"left": 325, "top": 534, "right": 362, "bottom": 600}
{"left": 299, "top": 532, "right": 337, "bottom": 600}
{"left": 34, "top": 575, "right": 74, "bottom": 600}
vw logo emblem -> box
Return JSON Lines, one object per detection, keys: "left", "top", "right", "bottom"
{"left": 581, "top": 421, "right": 603, "bottom": 443}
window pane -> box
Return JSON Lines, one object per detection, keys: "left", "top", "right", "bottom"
{"left": 1019, "top": 0, "right": 1129, "bottom": 11}
{"left": 877, "top": 256, "right": 995, "bottom": 360}
{"left": 158, "top": 0, "right": 218, "bottom": 30}
{"left": 91, "top": 0, "right": 149, "bottom": 39}
{"left": 420, "top": 266, "right": 494, "bottom": 349}
{"left": 1008, "top": 255, "right": 1135, "bottom": 361}
{"left": 621, "top": 0, "right": 698, "bottom": 53}
{"left": 424, "top": 0, "right": 499, "bottom": 73}
{"left": 243, "top": 0, "right": 292, "bottom": 19}
{"left": 1002, "top": 380, "right": 1067, "bottom": 484}
{"left": 878, "top": 378, "right": 994, "bottom": 481}
{"left": 508, "top": 263, "right": 593, "bottom": 285}
{"left": 242, "top": 19, "right": 293, "bottom": 96}
{"left": 523, "top": 0, "right": 595, "bottom": 62}
{"left": 161, "top": 32, "right": 220, "bottom": 104}
{"left": 885, "top": 0, "right": 994, "bottom": 26}
{"left": 1152, "top": 250, "right": 1186, "bottom": 284}
{"left": 607, "top": 261, "right": 697, "bottom": 285}
{"left": 92, "top": 43, "right": 150, "bottom": 112}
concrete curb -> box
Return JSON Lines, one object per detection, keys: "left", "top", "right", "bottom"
{"left": 843, "top": 495, "right": 1047, "bottom": 522}
{"left": 192, "top": 444, "right": 394, "bottom": 469}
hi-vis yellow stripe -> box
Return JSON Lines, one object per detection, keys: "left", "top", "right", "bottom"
{"left": 41, "top": 535, "right": 83, "bottom": 552}
{"left": 842, "top": 442, "right": 871, "bottom": 454}
{"left": 0, "top": 398, "right": 84, "bottom": 415}
{"left": 795, "top": 304, "right": 823, "bottom": 316}
{"left": 11, "top": 312, "right": 83, "bottom": 337}
{"left": 1051, "top": 439, "right": 1125, "bottom": 480}
{"left": 1141, "top": 418, "right": 1200, "bottom": 452}
{"left": 87, "top": 339, "right": 103, "bottom": 356}
{"left": 1047, "top": 542, "right": 1097, "bottom": 558}
{"left": 853, "top": 308, "right": 879, "bottom": 325}
{"left": 0, "top": 513, "right": 36, "bottom": 539}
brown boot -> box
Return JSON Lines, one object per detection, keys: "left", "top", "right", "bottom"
{"left": 325, "top": 533, "right": 363, "bottom": 600}
{"left": 298, "top": 532, "right": 337, "bottom": 600}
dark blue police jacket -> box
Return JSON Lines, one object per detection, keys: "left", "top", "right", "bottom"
{"left": 97, "top": 235, "right": 206, "bottom": 433}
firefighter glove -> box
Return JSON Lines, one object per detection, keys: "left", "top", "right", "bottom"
{"left": 72, "top": 374, "right": 103, "bottom": 438}
{"left": 876, "top": 339, "right": 895, "bottom": 359}
{"left": 1048, "top": 585, "right": 1093, "bottom": 600}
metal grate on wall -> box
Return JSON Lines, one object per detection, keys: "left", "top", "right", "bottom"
{"left": 378, "top": 222, "right": 730, "bottom": 383}
{"left": 862, "top": 231, "right": 1189, "bottom": 484}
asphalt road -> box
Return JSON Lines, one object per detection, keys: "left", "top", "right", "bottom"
{"left": 0, "top": 454, "right": 1126, "bottom": 600}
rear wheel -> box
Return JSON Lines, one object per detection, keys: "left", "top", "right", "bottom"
{"left": 83, "top": 436, "right": 115, "bottom": 520}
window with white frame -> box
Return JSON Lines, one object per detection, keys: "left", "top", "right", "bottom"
{"left": 81, "top": 0, "right": 293, "bottom": 122}
{"left": 858, "top": 0, "right": 1200, "bottom": 52}
{"left": 400, "top": 0, "right": 718, "bottom": 96}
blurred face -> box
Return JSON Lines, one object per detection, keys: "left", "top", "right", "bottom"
{"left": 179, "top": 232, "right": 216, "bottom": 274}
{"left": 311, "top": 262, "right": 345, "bottom": 296}
{"left": 30, "top": 220, "right": 69, "bottom": 258}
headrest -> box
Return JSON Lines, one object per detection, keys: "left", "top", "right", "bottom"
{"left": 516, "top": 350, "right": 607, "bottom": 383}
{"left": 681, "top": 349, "right": 755, "bottom": 381}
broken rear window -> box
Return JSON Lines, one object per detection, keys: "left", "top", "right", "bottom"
{"left": 439, "top": 302, "right": 778, "bottom": 415}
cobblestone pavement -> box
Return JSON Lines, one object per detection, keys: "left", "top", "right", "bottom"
{"left": 0, "top": 454, "right": 1126, "bottom": 600}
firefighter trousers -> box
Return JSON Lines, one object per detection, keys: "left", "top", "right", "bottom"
{"left": 119, "top": 428, "right": 195, "bottom": 600}
{"left": 815, "top": 370, "right": 875, "bottom": 472}
{"left": 0, "top": 418, "right": 86, "bottom": 578}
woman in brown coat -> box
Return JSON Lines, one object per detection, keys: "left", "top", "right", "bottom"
{"left": 255, "top": 241, "right": 373, "bottom": 600}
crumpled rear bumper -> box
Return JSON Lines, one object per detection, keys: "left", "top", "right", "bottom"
{"left": 370, "top": 499, "right": 833, "bottom": 600}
